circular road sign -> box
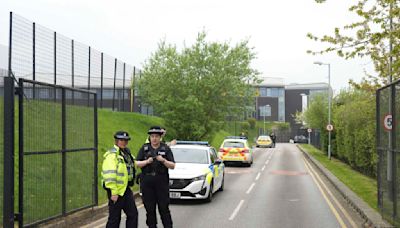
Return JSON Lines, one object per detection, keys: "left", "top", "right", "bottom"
{"left": 307, "top": 128, "right": 312, "bottom": 133}
{"left": 383, "top": 114, "right": 393, "bottom": 131}
{"left": 326, "top": 124, "right": 334, "bottom": 132}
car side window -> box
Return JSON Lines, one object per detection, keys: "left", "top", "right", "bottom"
{"left": 209, "top": 149, "right": 215, "bottom": 163}
{"left": 211, "top": 148, "right": 218, "bottom": 161}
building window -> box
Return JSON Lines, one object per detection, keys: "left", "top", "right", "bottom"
{"left": 259, "top": 87, "right": 267, "bottom": 97}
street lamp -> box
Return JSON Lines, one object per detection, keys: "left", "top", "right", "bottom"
{"left": 313, "top": 61, "right": 332, "bottom": 160}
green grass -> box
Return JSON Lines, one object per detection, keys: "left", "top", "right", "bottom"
{"left": 299, "top": 144, "right": 378, "bottom": 211}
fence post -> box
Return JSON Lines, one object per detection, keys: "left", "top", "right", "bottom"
{"left": 132, "top": 66, "right": 135, "bottom": 113}
{"left": 391, "top": 84, "right": 397, "bottom": 219}
{"left": 71, "top": 40, "right": 75, "bottom": 104}
{"left": 377, "top": 89, "right": 382, "bottom": 210}
{"left": 122, "top": 63, "right": 126, "bottom": 112}
{"left": 100, "top": 53, "right": 103, "bottom": 108}
{"left": 17, "top": 79, "right": 24, "bottom": 228}
{"left": 112, "top": 58, "right": 117, "bottom": 111}
{"left": 33, "top": 22, "right": 36, "bottom": 98}
{"left": 88, "top": 46, "right": 91, "bottom": 107}
{"left": 61, "top": 88, "right": 66, "bottom": 215}
{"left": 4, "top": 77, "right": 15, "bottom": 228}
{"left": 94, "top": 93, "right": 98, "bottom": 205}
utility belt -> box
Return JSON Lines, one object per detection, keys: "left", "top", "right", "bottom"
{"left": 143, "top": 171, "right": 167, "bottom": 176}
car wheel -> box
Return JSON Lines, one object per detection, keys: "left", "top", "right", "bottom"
{"left": 206, "top": 180, "right": 214, "bottom": 203}
{"left": 219, "top": 173, "right": 224, "bottom": 192}
{"left": 206, "top": 181, "right": 213, "bottom": 202}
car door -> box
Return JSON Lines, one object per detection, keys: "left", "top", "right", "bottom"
{"left": 210, "top": 148, "right": 223, "bottom": 189}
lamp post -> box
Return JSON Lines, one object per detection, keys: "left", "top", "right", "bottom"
{"left": 314, "top": 61, "right": 331, "bottom": 160}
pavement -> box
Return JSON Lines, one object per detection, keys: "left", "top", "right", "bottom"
{"left": 298, "top": 145, "right": 393, "bottom": 228}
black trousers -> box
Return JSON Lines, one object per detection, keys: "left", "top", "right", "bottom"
{"left": 106, "top": 187, "right": 138, "bottom": 228}
{"left": 141, "top": 174, "right": 173, "bottom": 228}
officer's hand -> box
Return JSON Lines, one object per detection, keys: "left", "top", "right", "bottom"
{"left": 111, "top": 195, "right": 118, "bottom": 203}
{"left": 147, "top": 157, "right": 154, "bottom": 165}
{"left": 156, "top": 155, "right": 166, "bottom": 162}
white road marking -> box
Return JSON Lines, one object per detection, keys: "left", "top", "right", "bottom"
{"left": 265, "top": 160, "right": 269, "bottom": 165}
{"left": 261, "top": 165, "right": 266, "bottom": 171}
{"left": 255, "top": 172, "right": 261, "bottom": 181}
{"left": 246, "top": 182, "right": 256, "bottom": 194}
{"left": 229, "top": 200, "right": 245, "bottom": 221}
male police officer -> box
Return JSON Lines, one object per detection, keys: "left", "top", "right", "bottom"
{"left": 102, "top": 131, "right": 138, "bottom": 228}
{"left": 136, "top": 126, "right": 175, "bottom": 228}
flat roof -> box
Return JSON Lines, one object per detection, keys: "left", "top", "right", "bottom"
{"left": 285, "top": 82, "right": 329, "bottom": 90}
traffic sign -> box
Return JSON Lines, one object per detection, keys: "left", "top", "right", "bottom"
{"left": 326, "top": 124, "right": 334, "bottom": 131}
{"left": 307, "top": 128, "right": 312, "bottom": 133}
{"left": 383, "top": 114, "right": 392, "bottom": 131}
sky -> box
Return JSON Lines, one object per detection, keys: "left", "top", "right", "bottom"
{"left": 0, "top": 0, "right": 376, "bottom": 92}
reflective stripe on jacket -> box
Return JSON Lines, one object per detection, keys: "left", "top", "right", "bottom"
{"left": 102, "top": 145, "right": 129, "bottom": 196}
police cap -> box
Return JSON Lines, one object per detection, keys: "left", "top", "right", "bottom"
{"left": 114, "top": 131, "right": 131, "bottom": 140}
{"left": 147, "top": 126, "right": 163, "bottom": 135}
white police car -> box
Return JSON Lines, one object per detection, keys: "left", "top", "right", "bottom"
{"left": 169, "top": 141, "right": 225, "bottom": 202}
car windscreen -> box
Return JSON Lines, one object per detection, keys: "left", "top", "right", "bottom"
{"left": 223, "top": 141, "right": 245, "bottom": 148}
{"left": 171, "top": 148, "right": 209, "bottom": 164}
{"left": 258, "top": 136, "right": 270, "bottom": 140}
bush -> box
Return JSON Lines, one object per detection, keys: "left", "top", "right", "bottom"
{"left": 333, "top": 89, "right": 376, "bottom": 177}
{"left": 247, "top": 118, "right": 256, "bottom": 129}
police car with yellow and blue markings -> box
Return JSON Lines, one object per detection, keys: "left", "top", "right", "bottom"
{"left": 169, "top": 141, "right": 225, "bottom": 202}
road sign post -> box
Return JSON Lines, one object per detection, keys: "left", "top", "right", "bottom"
{"left": 307, "top": 128, "right": 312, "bottom": 145}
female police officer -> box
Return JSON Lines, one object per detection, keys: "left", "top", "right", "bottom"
{"left": 102, "top": 131, "right": 138, "bottom": 228}
{"left": 136, "top": 126, "right": 175, "bottom": 228}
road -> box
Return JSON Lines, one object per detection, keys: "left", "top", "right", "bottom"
{"left": 83, "top": 143, "right": 365, "bottom": 228}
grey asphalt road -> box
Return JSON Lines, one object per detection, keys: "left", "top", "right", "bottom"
{"left": 84, "top": 143, "right": 365, "bottom": 228}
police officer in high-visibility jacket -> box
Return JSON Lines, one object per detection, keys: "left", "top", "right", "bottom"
{"left": 102, "top": 131, "right": 138, "bottom": 228}
{"left": 136, "top": 126, "right": 175, "bottom": 228}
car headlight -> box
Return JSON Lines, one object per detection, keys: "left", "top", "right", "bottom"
{"left": 192, "top": 174, "right": 206, "bottom": 182}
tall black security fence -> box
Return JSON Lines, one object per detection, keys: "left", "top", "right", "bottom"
{"left": 377, "top": 79, "right": 400, "bottom": 225}
{"left": 9, "top": 12, "right": 139, "bottom": 112}
{"left": 0, "top": 75, "right": 4, "bottom": 227}
{"left": 2, "top": 77, "right": 98, "bottom": 227}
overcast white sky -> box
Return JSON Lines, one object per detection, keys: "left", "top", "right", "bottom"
{"left": 0, "top": 0, "right": 375, "bottom": 92}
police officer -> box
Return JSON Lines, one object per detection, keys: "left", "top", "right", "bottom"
{"left": 136, "top": 126, "right": 175, "bottom": 228}
{"left": 102, "top": 131, "right": 138, "bottom": 228}
{"left": 270, "top": 132, "right": 277, "bottom": 148}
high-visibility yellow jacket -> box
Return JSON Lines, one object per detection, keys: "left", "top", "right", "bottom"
{"left": 102, "top": 145, "right": 135, "bottom": 196}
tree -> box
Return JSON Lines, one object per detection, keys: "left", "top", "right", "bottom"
{"left": 297, "top": 93, "right": 330, "bottom": 151}
{"left": 307, "top": 0, "right": 400, "bottom": 87}
{"left": 137, "top": 32, "right": 260, "bottom": 140}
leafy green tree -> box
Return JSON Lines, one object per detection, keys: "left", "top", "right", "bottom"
{"left": 300, "top": 93, "right": 329, "bottom": 151}
{"left": 307, "top": 0, "right": 400, "bottom": 87}
{"left": 137, "top": 32, "right": 259, "bottom": 140}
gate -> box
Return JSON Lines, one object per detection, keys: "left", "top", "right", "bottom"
{"left": 3, "top": 77, "right": 98, "bottom": 227}
{"left": 377, "top": 79, "right": 399, "bottom": 225}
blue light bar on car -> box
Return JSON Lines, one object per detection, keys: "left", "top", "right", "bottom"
{"left": 175, "top": 141, "right": 210, "bottom": 146}
{"left": 224, "top": 136, "right": 247, "bottom": 139}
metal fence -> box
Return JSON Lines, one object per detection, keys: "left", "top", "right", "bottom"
{"left": 377, "top": 79, "right": 399, "bottom": 225}
{"left": 9, "top": 12, "right": 140, "bottom": 112}
{"left": 2, "top": 77, "right": 98, "bottom": 227}
{"left": 0, "top": 75, "right": 4, "bottom": 227}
